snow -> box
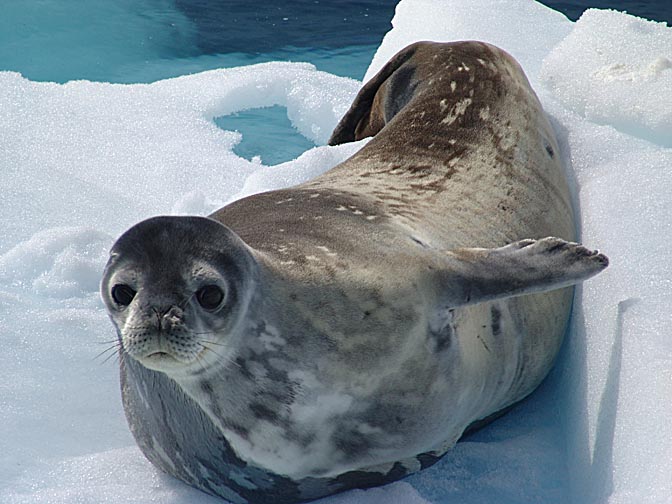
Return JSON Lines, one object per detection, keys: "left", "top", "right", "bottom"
{"left": 1, "top": 0, "right": 670, "bottom": 503}
{"left": 541, "top": 8, "right": 672, "bottom": 147}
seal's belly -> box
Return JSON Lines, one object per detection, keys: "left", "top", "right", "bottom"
{"left": 195, "top": 304, "right": 440, "bottom": 479}
{"left": 187, "top": 286, "right": 570, "bottom": 480}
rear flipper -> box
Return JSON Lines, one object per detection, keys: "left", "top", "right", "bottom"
{"left": 438, "top": 237, "right": 609, "bottom": 308}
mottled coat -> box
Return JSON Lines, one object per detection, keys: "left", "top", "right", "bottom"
{"left": 105, "top": 42, "right": 606, "bottom": 504}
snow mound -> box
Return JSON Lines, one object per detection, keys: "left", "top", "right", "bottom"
{"left": 541, "top": 9, "right": 672, "bottom": 146}
{"left": 0, "top": 227, "right": 112, "bottom": 298}
{"left": 233, "top": 140, "right": 368, "bottom": 201}
{"left": 0, "top": 64, "right": 360, "bottom": 251}
{"left": 365, "top": 0, "right": 572, "bottom": 83}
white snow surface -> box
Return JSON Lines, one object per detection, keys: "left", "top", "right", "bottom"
{"left": 1, "top": 1, "right": 670, "bottom": 503}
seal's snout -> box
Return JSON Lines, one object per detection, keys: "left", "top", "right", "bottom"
{"left": 120, "top": 301, "right": 196, "bottom": 370}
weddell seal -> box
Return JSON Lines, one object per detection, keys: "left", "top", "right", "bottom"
{"left": 101, "top": 41, "right": 608, "bottom": 503}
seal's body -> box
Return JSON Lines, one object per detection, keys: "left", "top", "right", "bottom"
{"left": 102, "top": 42, "right": 607, "bottom": 503}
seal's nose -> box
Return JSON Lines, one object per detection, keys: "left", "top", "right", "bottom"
{"left": 152, "top": 305, "right": 186, "bottom": 333}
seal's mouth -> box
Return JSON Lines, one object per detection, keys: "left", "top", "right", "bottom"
{"left": 134, "top": 350, "right": 193, "bottom": 373}
{"left": 142, "top": 351, "right": 181, "bottom": 366}
{"left": 131, "top": 345, "right": 209, "bottom": 373}
{"left": 147, "top": 351, "right": 170, "bottom": 358}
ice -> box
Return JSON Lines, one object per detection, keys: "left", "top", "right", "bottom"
{"left": 0, "top": 227, "right": 112, "bottom": 297}
{"left": 0, "top": 63, "right": 361, "bottom": 253}
{"left": 233, "top": 139, "right": 370, "bottom": 201}
{"left": 365, "top": 0, "right": 573, "bottom": 84}
{"left": 548, "top": 113, "right": 672, "bottom": 503}
{"left": 1, "top": 0, "right": 671, "bottom": 503}
{"left": 541, "top": 9, "right": 672, "bottom": 146}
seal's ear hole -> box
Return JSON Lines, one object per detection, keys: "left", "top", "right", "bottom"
{"left": 196, "top": 285, "right": 225, "bottom": 311}
{"left": 112, "top": 284, "right": 136, "bottom": 306}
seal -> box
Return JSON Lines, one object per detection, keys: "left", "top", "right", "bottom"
{"left": 101, "top": 41, "right": 608, "bottom": 503}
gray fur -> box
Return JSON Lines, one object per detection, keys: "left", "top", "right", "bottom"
{"left": 102, "top": 41, "right": 608, "bottom": 503}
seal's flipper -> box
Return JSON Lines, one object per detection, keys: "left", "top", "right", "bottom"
{"left": 439, "top": 237, "right": 609, "bottom": 307}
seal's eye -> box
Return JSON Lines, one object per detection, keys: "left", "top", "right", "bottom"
{"left": 111, "top": 284, "right": 136, "bottom": 306}
{"left": 196, "top": 285, "right": 224, "bottom": 310}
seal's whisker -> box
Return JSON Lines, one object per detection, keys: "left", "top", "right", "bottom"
{"left": 100, "top": 347, "right": 123, "bottom": 365}
{"left": 98, "top": 339, "right": 119, "bottom": 345}
{"left": 117, "top": 324, "right": 148, "bottom": 330}
{"left": 194, "top": 352, "right": 211, "bottom": 374}
{"left": 189, "top": 330, "right": 220, "bottom": 336}
{"left": 198, "top": 342, "right": 241, "bottom": 369}
{"left": 94, "top": 343, "right": 121, "bottom": 363}
{"left": 102, "top": 351, "right": 120, "bottom": 365}
{"left": 116, "top": 347, "right": 129, "bottom": 366}
{"left": 179, "top": 292, "right": 196, "bottom": 310}
{"left": 197, "top": 338, "right": 230, "bottom": 348}
{"left": 198, "top": 342, "right": 225, "bottom": 359}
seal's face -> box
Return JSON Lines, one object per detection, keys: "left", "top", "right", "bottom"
{"left": 101, "top": 216, "right": 256, "bottom": 376}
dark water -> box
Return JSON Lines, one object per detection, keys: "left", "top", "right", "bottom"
{"left": 1, "top": 0, "right": 669, "bottom": 84}
{"left": 176, "top": 0, "right": 671, "bottom": 58}
{"left": 174, "top": 0, "right": 398, "bottom": 54}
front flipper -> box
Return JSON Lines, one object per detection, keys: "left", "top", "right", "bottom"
{"left": 438, "top": 237, "right": 609, "bottom": 307}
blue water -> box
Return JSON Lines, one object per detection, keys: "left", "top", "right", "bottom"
{"left": 214, "top": 106, "right": 318, "bottom": 165}
{"left": 1, "top": 0, "right": 669, "bottom": 163}
{"left": 3, "top": 0, "right": 669, "bottom": 84}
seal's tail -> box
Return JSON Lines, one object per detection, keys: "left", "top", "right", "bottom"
{"left": 327, "top": 41, "right": 529, "bottom": 150}
{"left": 328, "top": 42, "right": 423, "bottom": 145}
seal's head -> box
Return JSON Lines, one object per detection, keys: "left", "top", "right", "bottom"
{"left": 101, "top": 216, "right": 258, "bottom": 376}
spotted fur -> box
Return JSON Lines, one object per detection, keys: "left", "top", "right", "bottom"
{"left": 102, "top": 41, "right": 608, "bottom": 503}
